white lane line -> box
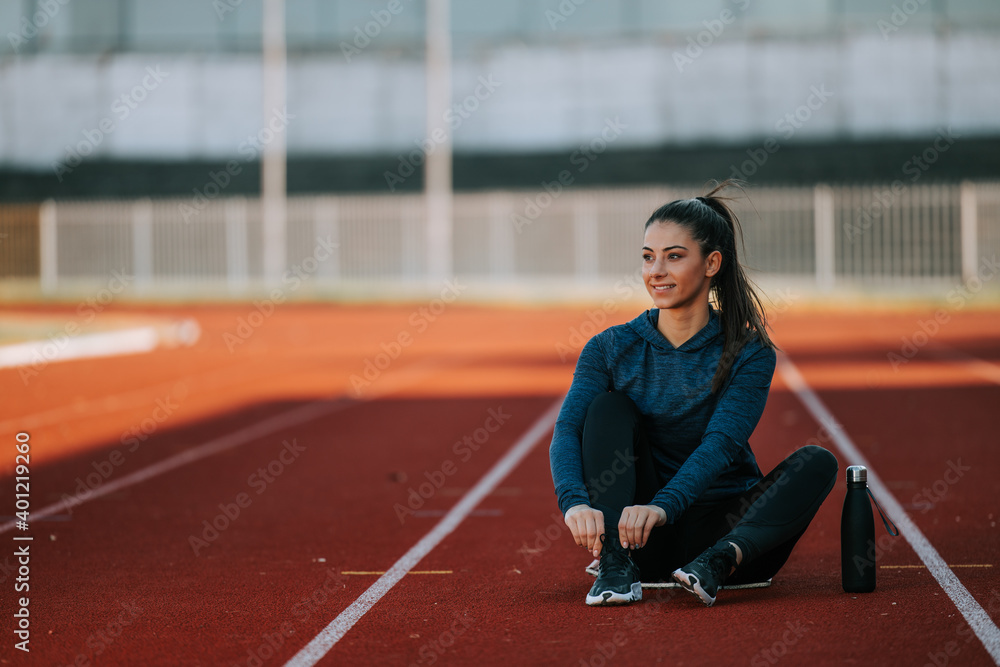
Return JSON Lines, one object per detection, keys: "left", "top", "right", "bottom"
{"left": 0, "top": 319, "right": 200, "bottom": 370}
{"left": 0, "top": 353, "right": 450, "bottom": 535}
{"left": 283, "top": 397, "right": 564, "bottom": 667}
{"left": 0, "top": 398, "right": 351, "bottom": 535}
{"left": 927, "top": 344, "right": 1000, "bottom": 386}
{"left": 778, "top": 354, "right": 1000, "bottom": 665}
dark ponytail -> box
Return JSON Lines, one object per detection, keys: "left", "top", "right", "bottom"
{"left": 644, "top": 180, "right": 775, "bottom": 393}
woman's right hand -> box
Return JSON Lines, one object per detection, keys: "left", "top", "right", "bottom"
{"left": 564, "top": 505, "right": 605, "bottom": 557}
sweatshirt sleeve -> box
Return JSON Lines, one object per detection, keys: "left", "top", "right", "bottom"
{"left": 649, "top": 343, "right": 776, "bottom": 523}
{"left": 549, "top": 334, "right": 613, "bottom": 515}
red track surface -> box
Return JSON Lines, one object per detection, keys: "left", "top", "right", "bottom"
{"left": 1, "top": 302, "right": 998, "bottom": 666}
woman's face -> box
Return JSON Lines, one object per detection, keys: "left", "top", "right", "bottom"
{"left": 642, "top": 221, "right": 720, "bottom": 311}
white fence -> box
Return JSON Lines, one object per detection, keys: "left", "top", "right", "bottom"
{"left": 7, "top": 182, "right": 1000, "bottom": 298}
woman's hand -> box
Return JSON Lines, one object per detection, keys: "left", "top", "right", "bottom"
{"left": 618, "top": 505, "right": 666, "bottom": 550}
{"left": 564, "top": 505, "right": 605, "bottom": 557}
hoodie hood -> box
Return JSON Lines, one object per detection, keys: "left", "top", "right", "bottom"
{"left": 626, "top": 307, "right": 722, "bottom": 353}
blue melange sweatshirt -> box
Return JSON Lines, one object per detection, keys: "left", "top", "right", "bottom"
{"left": 549, "top": 307, "right": 776, "bottom": 524}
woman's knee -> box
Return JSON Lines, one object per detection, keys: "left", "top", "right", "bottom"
{"left": 586, "top": 391, "right": 638, "bottom": 422}
{"left": 796, "top": 445, "right": 839, "bottom": 483}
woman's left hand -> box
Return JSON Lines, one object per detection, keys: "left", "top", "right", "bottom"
{"left": 618, "top": 505, "right": 667, "bottom": 550}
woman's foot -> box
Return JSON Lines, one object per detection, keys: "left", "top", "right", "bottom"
{"left": 671, "top": 542, "right": 739, "bottom": 607}
{"left": 585, "top": 535, "right": 642, "bottom": 606}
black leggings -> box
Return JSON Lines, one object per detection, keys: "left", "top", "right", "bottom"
{"left": 582, "top": 391, "right": 838, "bottom": 583}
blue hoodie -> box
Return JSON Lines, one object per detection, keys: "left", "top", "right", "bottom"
{"left": 549, "top": 308, "right": 776, "bottom": 524}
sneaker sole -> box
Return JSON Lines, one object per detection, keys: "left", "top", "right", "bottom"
{"left": 641, "top": 579, "right": 772, "bottom": 589}
{"left": 586, "top": 560, "right": 771, "bottom": 590}
{"left": 671, "top": 569, "right": 716, "bottom": 607}
{"left": 586, "top": 582, "right": 642, "bottom": 606}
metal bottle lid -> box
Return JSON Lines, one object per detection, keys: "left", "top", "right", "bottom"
{"left": 846, "top": 465, "right": 867, "bottom": 484}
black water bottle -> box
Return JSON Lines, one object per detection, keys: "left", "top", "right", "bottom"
{"left": 842, "top": 465, "right": 876, "bottom": 592}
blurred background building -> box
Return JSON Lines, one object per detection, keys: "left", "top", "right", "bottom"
{"left": 1, "top": 0, "right": 999, "bottom": 297}
{"left": 3, "top": 0, "right": 999, "bottom": 197}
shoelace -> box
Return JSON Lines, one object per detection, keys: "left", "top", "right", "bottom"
{"left": 598, "top": 536, "right": 634, "bottom": 577}
{"left": 694, "top": 548, "right": 731, "bottom": 582}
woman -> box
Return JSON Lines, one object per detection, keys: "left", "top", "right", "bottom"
{"left": 548, "top": 181, "right": 838, "bottom": 607}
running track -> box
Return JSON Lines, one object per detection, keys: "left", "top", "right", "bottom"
{"left": 1, "top": 302, "right": 998, "bottom": 666}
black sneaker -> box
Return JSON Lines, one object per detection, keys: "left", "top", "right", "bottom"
{"left": 587, "top": 559, "right": 771, "bottom": 590}
{"left": 672, "top": 543, "right": 738, "bottom": 607}
{"left": 585, "top": 534, "right": 642, "bottom": 606}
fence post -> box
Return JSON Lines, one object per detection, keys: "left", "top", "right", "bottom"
{"left": 813, "top": 185, "right": 835, "bottom": 291}
{"left": 960, "top": 181, "right": 978, "bottom": 284}
{"left": 313, "top": 196, "right": 340, "bottom": 282}
{"left": 225, "top": 197, "right": 249, "bottom": 293}
{"left": 488, "top": 193, "right": 515, "bottom": 281}
{"left": 573, "top": 193, "right": 599, "bottom": 281}
{"left": 39, "top": 200, "right": 57, "bottom": 295}
{"left": 402, "top": 197, "right": 423, "bottom": 281}
{"left": 425, "top": 0, "right": 452, "bottom": 285}
{"left": 133, "top": 198, "right": 153, "bottom": 290}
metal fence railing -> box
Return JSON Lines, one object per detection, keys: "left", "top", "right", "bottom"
{"left": 2, "top": 182, "right": 997, "bottom": 298}
{"left": 0, "top": 203, "right": 40, "bottom": 279}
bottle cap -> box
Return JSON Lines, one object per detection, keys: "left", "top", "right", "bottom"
{"left": 847, "top": 465, "right": 867, "bottom": 483}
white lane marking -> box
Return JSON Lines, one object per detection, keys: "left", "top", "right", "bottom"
{"left": 779, "top": 354, "right": 1000, "bottom": 665}
{"left": 283, "top": 397, "right": 564, "bottom": 667}
{"left": 0, "top": 371, "right": 220, "bottom": 434}
{"left": 0, "top": 353, "right": 449, "bottom": 535}
{"left": 0, "top": 398, "right": 351, "bottom": 535}
{"left": 0, "top": 326, "right": 158, "bottom": 368}
{"left": 927, "top": 344, "right": 1000, "bottom": 386}
{"left": 0, "top": 319, "right": 200, "bottom": 370}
